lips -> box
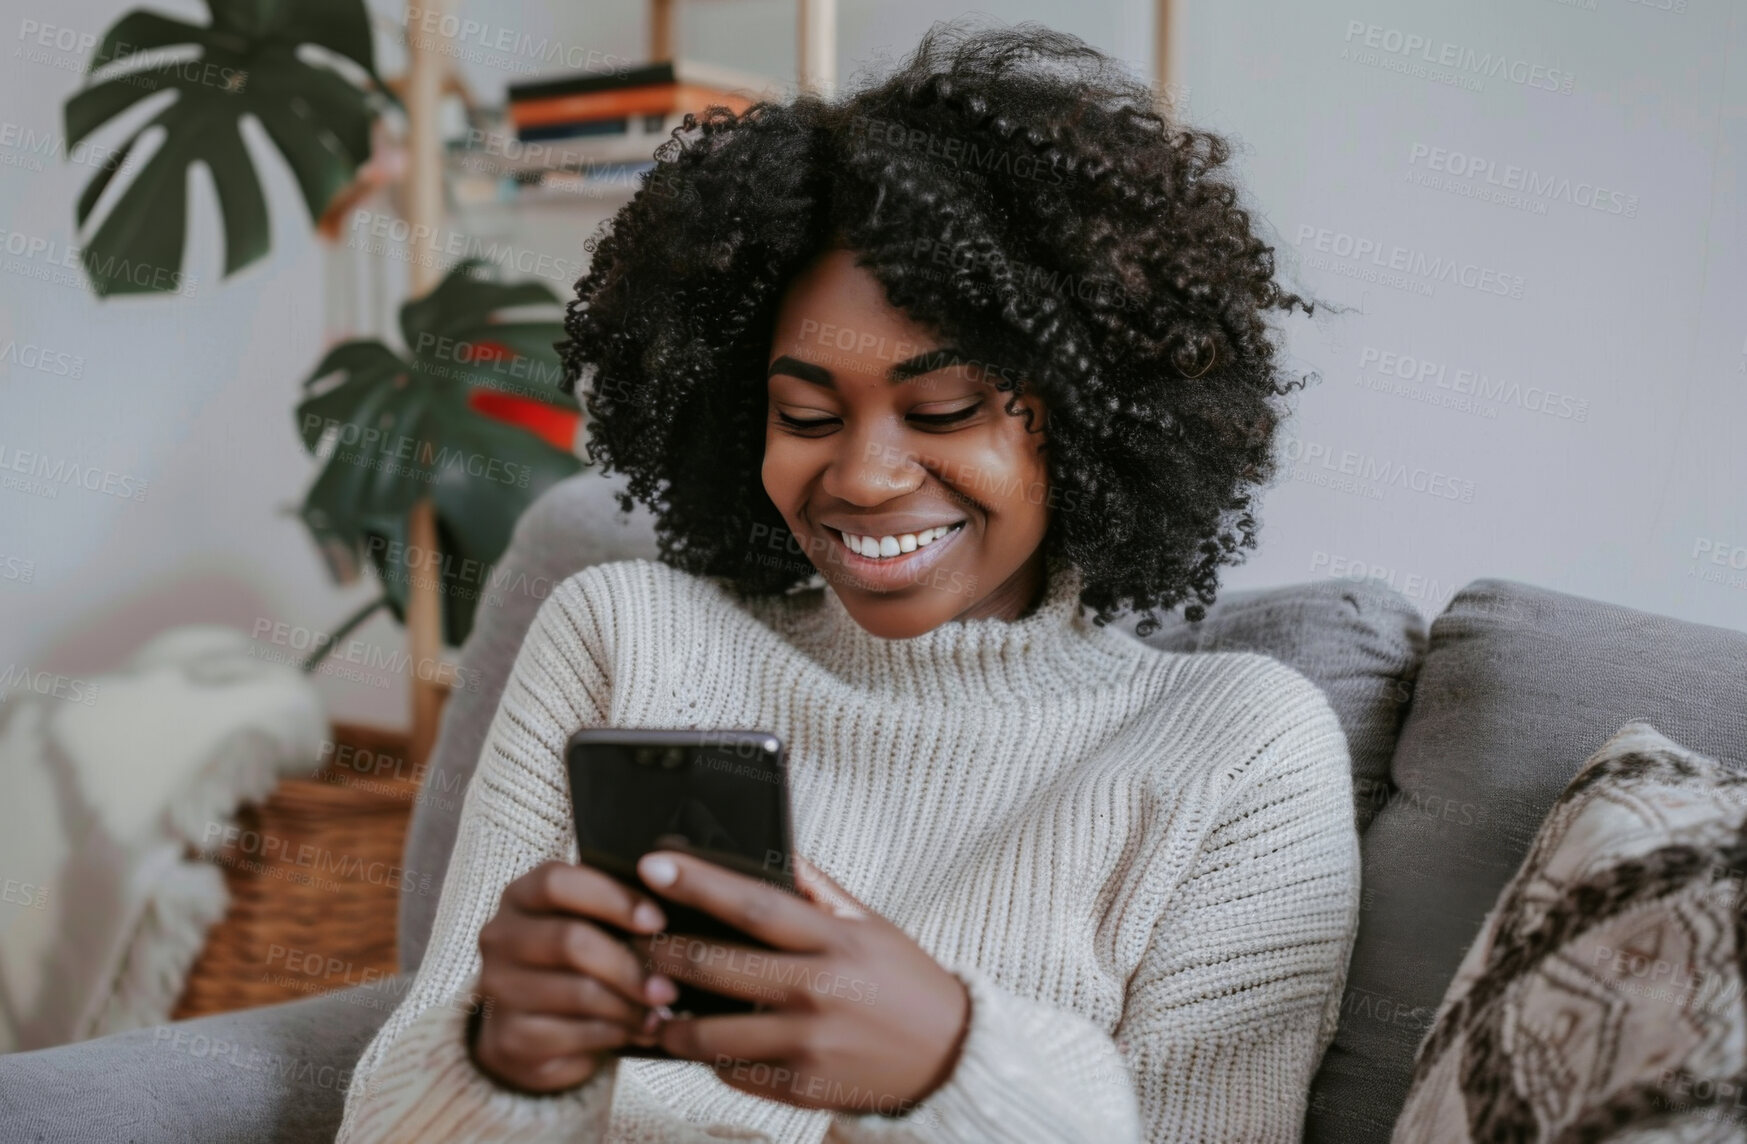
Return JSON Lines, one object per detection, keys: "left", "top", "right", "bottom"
{"left": 819, "top": 519, "right": 967, "bottom": 588}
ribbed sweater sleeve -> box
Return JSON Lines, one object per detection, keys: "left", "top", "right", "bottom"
{"left": 825, "top": 963, "right": 1145, "bottom": 1142}
{"left": 827, "top": 671, "right": 1361, "bottom": 1144}
{"left": 1115, "top": 681, "right": 1360, "bottom": 1143}
{"left": 335, "top": 572, "right": 625, "bottom": 1143}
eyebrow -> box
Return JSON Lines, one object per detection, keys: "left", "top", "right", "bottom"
{"left": 766, "top": 355, "right": 834, "bottom": 387}
{"left": 766, "top": 347, "right": 972, "bottom": 388}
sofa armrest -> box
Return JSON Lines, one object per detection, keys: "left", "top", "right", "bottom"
{"left": 0, "top": 978, "right": 402, "bottom": 1143}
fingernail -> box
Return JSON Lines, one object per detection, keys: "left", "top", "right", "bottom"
{"left": 640, "top": 854, "right": 678, "bottom": 888}
{"left": 640, "top": 1008, "right": 664, "bottom": 1035}
{"left": 645, "top": 974, "right": 678, "bottom": 1005}
{"left": 632, "top": 901, "right": 665, "bottom": 931}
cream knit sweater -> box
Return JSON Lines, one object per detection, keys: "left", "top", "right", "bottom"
{"left": 335, "top": 557, "right": 1361, "bottom": 1143}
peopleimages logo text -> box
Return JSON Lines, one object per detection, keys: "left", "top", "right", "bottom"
{"left": 1342, "top": 22, "right": 1576, "bottom": 94}
{"left": 1294, "top": 226, "right": 1526, "bottom": 299}
{"left": 1407, "top": 144, "right": 1638, "bottom": 218}
{"left": 0, "top": 445, "right": 148, "bottom": 499}
{"left": 0, "top": 340, "right": 84, "bottom": 378}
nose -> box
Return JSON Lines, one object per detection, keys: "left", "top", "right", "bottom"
{"left": 821, "top": 429, "right": 924, "bottom": 506}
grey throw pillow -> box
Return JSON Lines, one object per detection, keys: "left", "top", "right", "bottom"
{"left": 1392, "top": 722, "right": 1747, "bottom": 1142}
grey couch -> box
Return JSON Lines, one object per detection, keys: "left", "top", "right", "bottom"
{"left": 4, "top": 470, "right": 1744, "bottom": 1143}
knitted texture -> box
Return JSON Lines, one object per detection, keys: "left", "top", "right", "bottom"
{"left": 336, "top": 558, "right": 1362, "bottom": 1143}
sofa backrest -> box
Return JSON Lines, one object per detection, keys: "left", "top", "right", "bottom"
{"left": 398, "top": 468, "right": 659, "bottom": 971}
{"left": 1304, "top": 579, "right": 1747, "bottom": 1144}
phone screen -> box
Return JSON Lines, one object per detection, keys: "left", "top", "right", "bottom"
{"left": 565, "top": 729, "right": 797, "bottom": 1042}
{"left": 571, "top": 735, "right": 789, "bottom": 883}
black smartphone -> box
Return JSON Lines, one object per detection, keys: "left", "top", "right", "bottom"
{"left": 564, "top": 727, "right": 798, "bottom": 1056}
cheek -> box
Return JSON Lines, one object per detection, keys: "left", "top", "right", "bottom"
{"left": 998, "top": 461, "right": 1051, "bottom": 537}
{"left": 760, "top": 434, "right": 784, "bottom": 504}
{"left": 965, "top": 421, "right": 1049, "bottom": 529}
{"left": 761, "top": 434, "right": 809, "bottom": 516}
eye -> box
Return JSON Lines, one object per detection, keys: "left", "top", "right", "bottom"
{"left": 908, "top": 401, "right": 983, "bottom": 428}
{"left": 776, "top": 410, "right": 840, "bottom": 433}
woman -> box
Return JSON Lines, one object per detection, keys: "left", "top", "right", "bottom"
{"left": 338, "top": 22, "right": 1360, "bottom": 1144}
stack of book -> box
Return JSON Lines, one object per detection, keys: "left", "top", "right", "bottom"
{"left": 505, "top": 59, "right": 774, "bottom": 164}
{"left": 446, "top": 60, "right": 778, "bottom": 206}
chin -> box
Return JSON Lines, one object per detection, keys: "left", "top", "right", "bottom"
{"left": 831, "top": 585, "right": 958, "bottom": 640}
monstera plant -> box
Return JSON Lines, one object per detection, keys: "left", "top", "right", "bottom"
{"left": 62, "top": 2, "right": 589, "bottom": 665}
{"left": 63, "top": 0, "right": 390, "bottom": 296}
{"left": 296, "top": 259, "right": 585, "bottom": 649}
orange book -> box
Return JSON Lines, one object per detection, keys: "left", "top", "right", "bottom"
{"left": 509, "top": 84, "right": 753, "bottom": 128}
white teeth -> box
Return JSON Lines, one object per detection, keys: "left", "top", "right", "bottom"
{"left": 837, "top": 524, "right": 959, "bottom": 559}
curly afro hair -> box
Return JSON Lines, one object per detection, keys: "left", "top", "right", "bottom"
{"left": 559, "top": 20, "right": 1316, "bottom": 633}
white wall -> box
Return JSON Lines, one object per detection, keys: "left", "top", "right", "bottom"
{"left": 1171, "top": 0, "right": 1747, "bottom": 633}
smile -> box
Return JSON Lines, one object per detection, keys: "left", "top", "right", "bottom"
{"left": 830, "top": 522, "right": 965, "bottom": 562}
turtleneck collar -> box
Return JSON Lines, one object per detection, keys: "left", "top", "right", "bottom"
{"left": 767, "top": 554, "right": 1138, "bottom": 700}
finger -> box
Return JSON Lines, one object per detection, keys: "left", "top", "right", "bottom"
{"left": 656, "top": 1010, "right": 810, "bottom": 1067}
{"left": 637, "top": 851, "right": 833, "bottom": 951}
{"left": 506, "top": 860, "right": 667, "bottom": 933}
{"left": 494, "top": 916, "right": 651, "bottom": 1006}
{"left": 480, "top": 962, "right": 649, "bottom": 1026}
{"left": 793, "top": 856, "right": 869, "bottom": 920}
{"left": 482, "top": 1011, "right": 633, "bottom": 1061}
{"left": 632, "top": 931, "right": 820, "bottom": 1008}
{"left": 521, "top": 1053, "right": 609, "bottom": 1093}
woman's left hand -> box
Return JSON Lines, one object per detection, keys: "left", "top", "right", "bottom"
{"left": 629, "top": 850, "right": 970, "bottom": 1117}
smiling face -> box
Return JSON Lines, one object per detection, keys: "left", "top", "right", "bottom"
{"left": 761, "top": 248, "right": 1052, "bottom": 640}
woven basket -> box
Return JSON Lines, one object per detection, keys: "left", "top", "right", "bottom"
{"left": 172, "top": 722, "right": 425, "bottom": 1019}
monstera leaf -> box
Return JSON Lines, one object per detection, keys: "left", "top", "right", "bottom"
{"left": 64, "top": 0, "right": 390, "bottom": 296}
{"left": 296, "top": 260, "right": 584, "bottom": 646}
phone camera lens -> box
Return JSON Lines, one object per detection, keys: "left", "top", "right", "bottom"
{"left": 663, "top": 747, "right": 686, "bottom": 770}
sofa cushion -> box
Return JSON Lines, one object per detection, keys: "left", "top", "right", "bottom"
{"left": 0, "top": 977, "right": 401, "bottom": 1144}
{"left": 1128, "top": 577, "right": 1427, "bottom": 832}
{"left": 1393, "top": 722, "right": 1747, "bottom": 1142}
{"left": 1305, "top": 579, "right": 1747, "bottom": 1144}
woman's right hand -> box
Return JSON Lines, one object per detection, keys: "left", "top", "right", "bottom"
{"left": 469, "top": 860, "right": 681, "bottom": 1093}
